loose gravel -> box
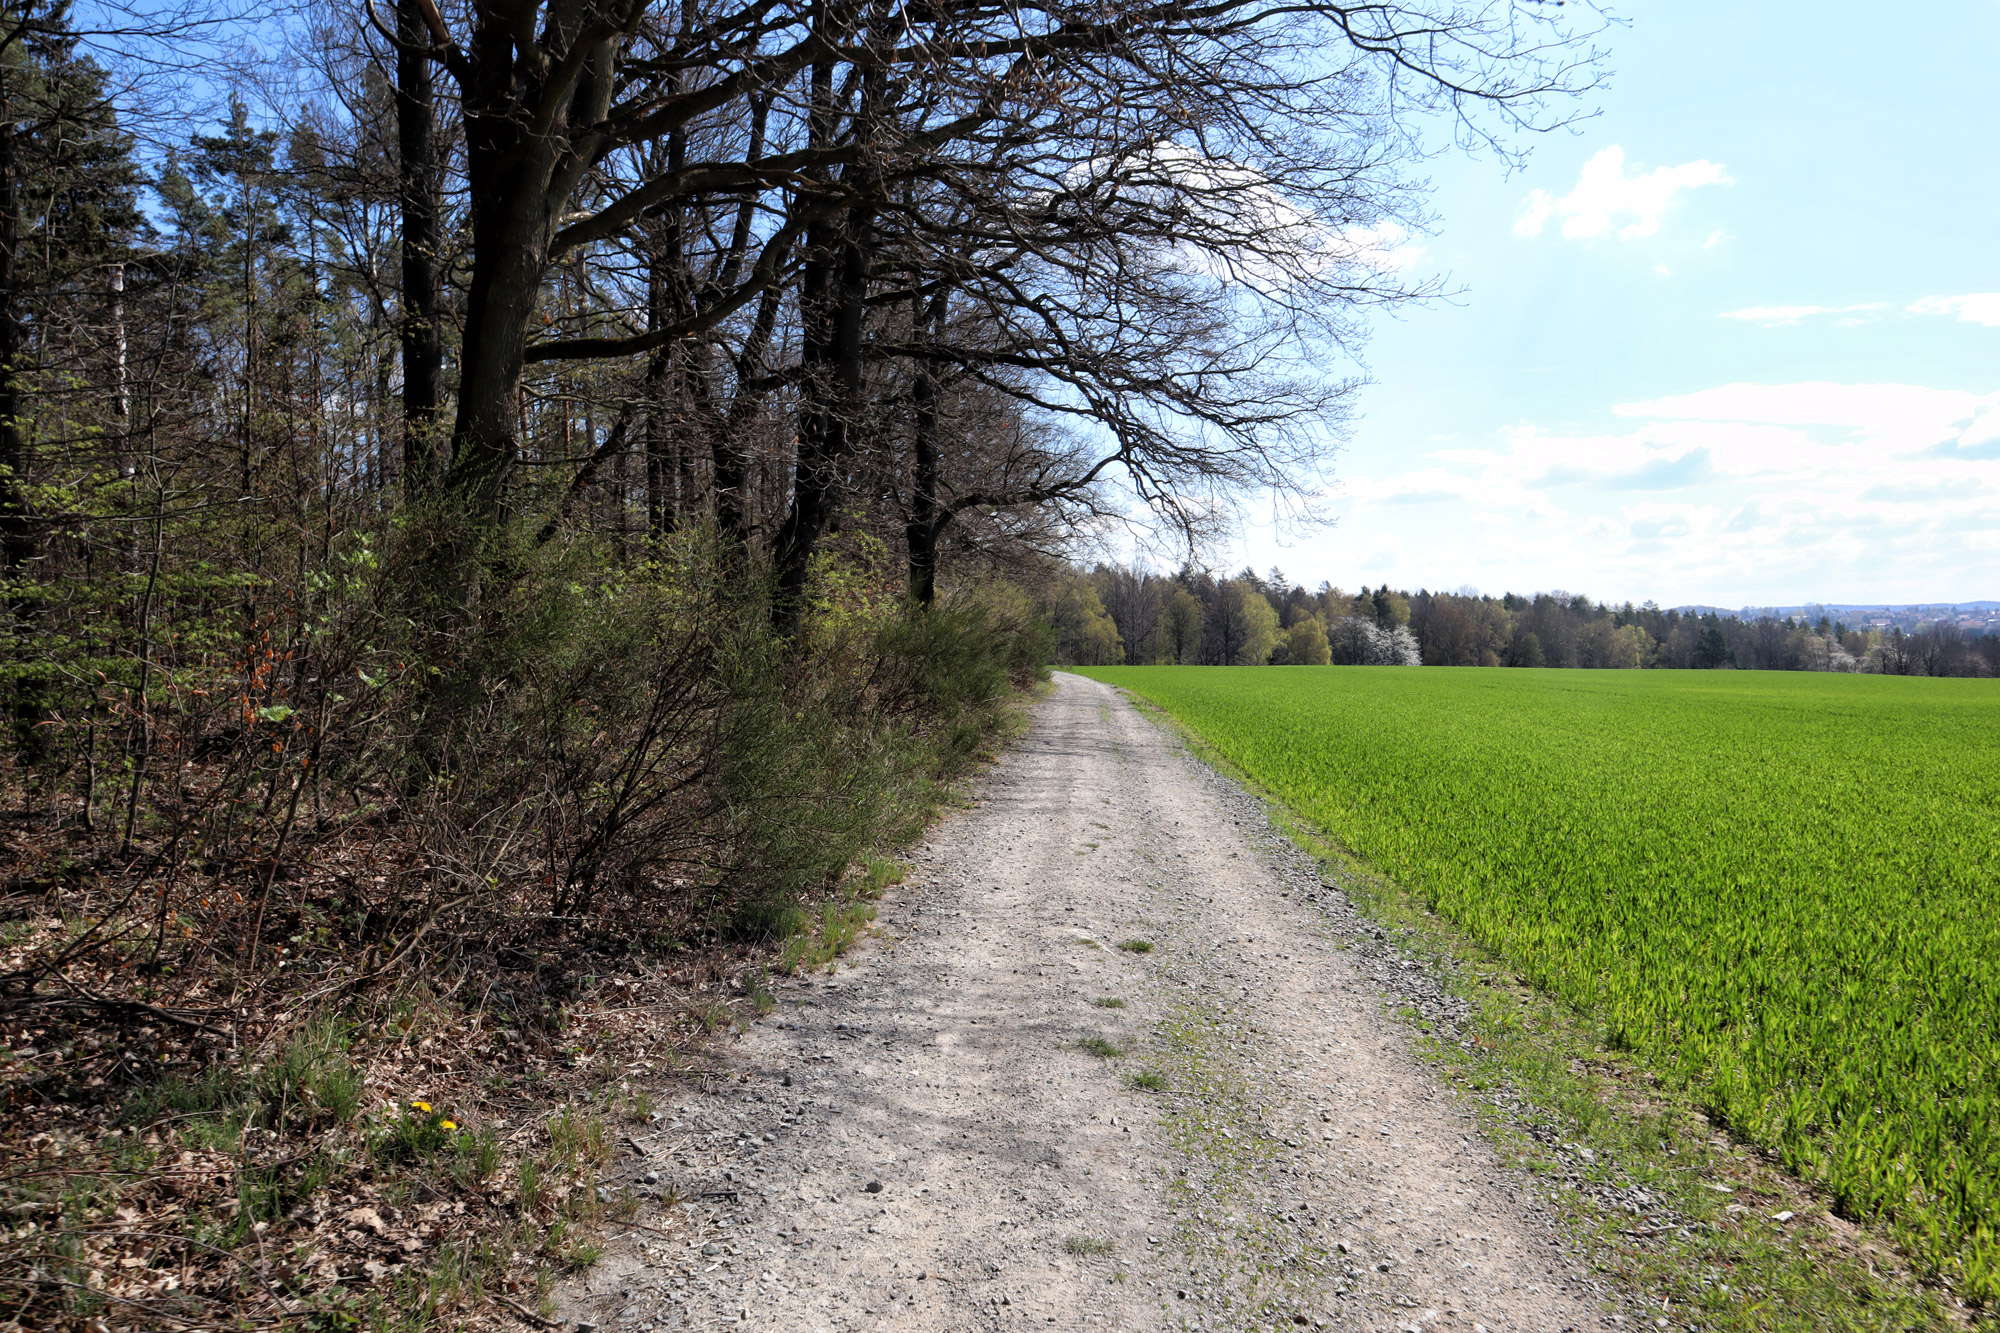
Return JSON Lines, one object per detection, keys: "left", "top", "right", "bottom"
{"left": 559, "top": 672, "right": 1627, "bottom": 1332}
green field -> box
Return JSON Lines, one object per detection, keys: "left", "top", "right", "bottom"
{"left": 1080, "top": 666, "right": 2000, "bottom": 1300}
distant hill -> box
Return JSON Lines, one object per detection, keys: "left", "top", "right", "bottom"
{"left": 1673, "top": 602, "right": 2000, "bottom": 630}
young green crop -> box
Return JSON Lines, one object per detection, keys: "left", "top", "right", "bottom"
{"left": 1081, "top": 665, "right": 2000, "bottom": 1302}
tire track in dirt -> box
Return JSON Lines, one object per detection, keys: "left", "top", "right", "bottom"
{"left": 561, "top": 672, "right": 1621, "bottom": 1332}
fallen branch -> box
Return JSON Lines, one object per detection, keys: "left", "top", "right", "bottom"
{"left": 496, "top": 1294, "right": 561, "bottom": 1328}
{"left": 0, "top": 984, "right": 233, "bottom": 1040}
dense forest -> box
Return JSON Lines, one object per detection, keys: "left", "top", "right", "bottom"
{"left": 1051, "top": 566, "right": 2000, "bottom": 677}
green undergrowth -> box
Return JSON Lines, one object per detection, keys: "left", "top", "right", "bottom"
{"left": 1117, "top": 686, "right": 1976, "bottom": 1332}
{"left": 771, "top": 853, "right": 906, "bottom": 975}
{"left": 2, "top": 1002, "right": 657, "bottom": 1332}
{"left": 5, "top": 580, "right": 1047, "bottom": 1331}
{"left": 752, "top": 665, "right": 1042, "bottom": 982}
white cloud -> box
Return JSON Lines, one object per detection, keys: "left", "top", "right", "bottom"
{"left": 1721, "top": 296, "right": 2000, "bottom": 328}
{"left": 1613, "top": 381, "right": 1993, "bottom": 439}
{"left": 1718, "top": 303, "right": 1886, "bottom": 327}
{"left": 1316, "top": 380, "right": 2000, "bottom": 604}
{"left": 1908, "top": 293, "right": 2000, "bottom": 326}
{"left": 1513, "top": 146, "right": 1733, "bottom": 242}
{"left": 1960, "top": 403, "right": 2000, "bottom": 449}
{"left": 1339, "top": 468, "right": 1478, "bottom": 506}
{"left": 1064, "top": 143, "right": 1424, "bottom": 290}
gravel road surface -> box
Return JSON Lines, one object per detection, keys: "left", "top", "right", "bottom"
{"left": 561, "top": 672, "right": 1619, "bottom": 1332}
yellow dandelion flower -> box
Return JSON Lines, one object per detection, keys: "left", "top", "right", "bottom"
{"left": 440, "top": 1120, "right": 458, "bottom": 1131}
{"left": 410, "top": 1100, "right": 432, "bottom": 1113}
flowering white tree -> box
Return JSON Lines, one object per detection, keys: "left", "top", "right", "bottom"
{"left": 1327, "top": 617, "right": 1421, "bottom": 666}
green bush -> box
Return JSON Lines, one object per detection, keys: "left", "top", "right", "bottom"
{"left": 712, "top": 581, "right": 1047, "bottom": 947}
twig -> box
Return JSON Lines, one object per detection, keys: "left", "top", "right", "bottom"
{"left": 245, "top": 755, "right": 311, "bottom": 982}
{"left": 0, "top": 1273, "right": 278, "bottom": 1326}
{"left": 119, "top": 484, "right": 168, "bottom": 857}
{"left": 4, "top": 984, "right": 233, "bottom": 1039}
{"left": 495, "top": 1294, "right": 561, "bottom": 1328}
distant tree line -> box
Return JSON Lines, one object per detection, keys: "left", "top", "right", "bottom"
{"left": 1049, "top": 565, "right": 1417, "bottom": 666}
{"left": 1050, "top": 566, "right": 2000, "bottom": 678}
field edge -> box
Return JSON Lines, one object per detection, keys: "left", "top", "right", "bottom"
{"left": 1084, "top": 673, "right": 1983, "bottom": 1332}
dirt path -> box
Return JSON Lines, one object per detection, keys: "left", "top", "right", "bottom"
{"left": 562, "top": 672, "right": 1622, "bottom": 1332}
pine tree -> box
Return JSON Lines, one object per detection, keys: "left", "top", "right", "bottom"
{"left": 1695, "top": 615, "right": 1733, "bottom": 669}
{"left": 0, "top": 0, "right": 144, "bottom": 757}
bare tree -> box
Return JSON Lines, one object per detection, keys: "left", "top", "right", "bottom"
{"left": 358, "top": 0, "right": 1599, "bottom": 618}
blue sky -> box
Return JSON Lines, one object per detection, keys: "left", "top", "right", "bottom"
{"left": 1231, "top": 0, "right": 2000, "bottom": 607}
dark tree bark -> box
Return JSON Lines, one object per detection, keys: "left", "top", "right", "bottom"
{"left": 642, "top": 249, "right": 676, "bottom": 535}
{"left": 905, "top": 359, "right": 939, "bottom": 605}
{"left": 772, "top": 39, "right": 878, "bottom": 632}
{"left": 438, "top": 0, "right": 624, "bottom": 523}
{"left": 771, "top": 208, "right": 870, "bottom": 631}
{"left": 904, "top": 286, "right": 948, "bottom": 605}
{"left": 0, "top": 78, "right": 25, "bottom": 588}
{"left": 394, "top": 0, "right": 444, "bottom": 489}
{"left": 713, "top": 281, "right": 782, "bottom": 545}
{"left": 0, "top": 66, "right": 41, "bottom": 758}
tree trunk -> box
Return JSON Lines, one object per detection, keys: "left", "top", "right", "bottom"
{"left": 442, "top": 148, "right": 556, "bottom": 520}
{"left": 109, "top": 262, "right": 127, "bottom": 467}
{"left": 643, "top": 387, "right": 670, "bottom": 535}
{"left": 772, "top": 212, "right": 868, "bottom": 631}
{"left": 0, "top": 80, "right": 43, "bottom": 758}
{"left": 905, "top": 287, "right": 949, "bottom": 605}
{"left": 395, "top": 0, "right": 444, "bottom": 490}
{"left": 0, "top": 95, "right": 24, "bottom": 582}
{"left": 714, "top": 283, "right": 781, "bottom": 546}
{"left": 905, "top": 376, "right": 939, "bottom": 605}
{"left": 643, "top": 209, "right": 679, "bottom": 535}
{"left": 772, "top": 46, "right": 875, "bottom": 632}
{"left": 440, "top": 7, "right": 612, "bottom": 530}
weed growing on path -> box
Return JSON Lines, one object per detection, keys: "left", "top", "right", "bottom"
{"left": 691, "top": 1001, "right": 736, "bottom": 1034}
